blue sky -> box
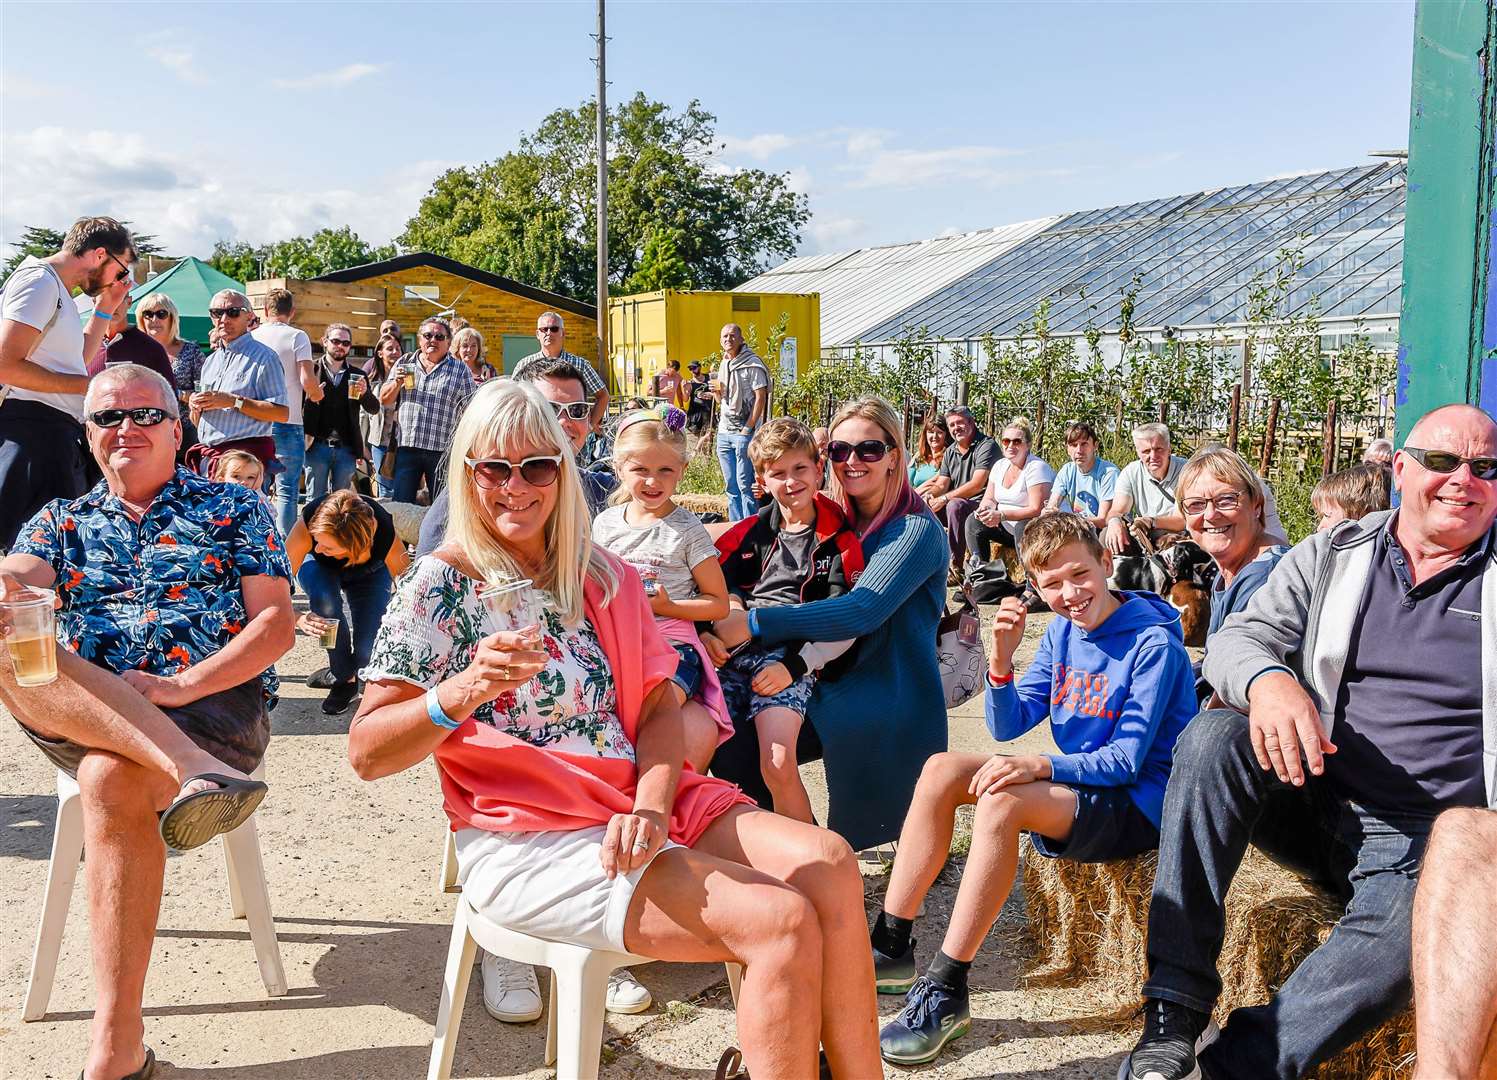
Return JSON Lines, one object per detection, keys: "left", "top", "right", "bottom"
{"left": 1, "top": 0, "right": 1415, "bottom": 267}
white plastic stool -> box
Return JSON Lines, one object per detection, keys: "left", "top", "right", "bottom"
{"left": 429, "top": 830, "right": 743, "bottom": 1080}
{"left": 23, "top": 765, "right": 287, "bottom": 1021}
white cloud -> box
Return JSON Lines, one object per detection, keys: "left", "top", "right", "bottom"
{"left": 271, "top": 63, "right": 383, "bottom": 91}
{"left": 844, "top": 143, "right": 1034, "bottom": 190}
{"left": 718, "top": 132, "right": 796, "bottom": 161}
{"left": 806, "top": 216, "right": 867, "bottom": 253}
{"left": 146, "top": 46, "right": 208, "bottom": 85}
{"left": 844, "top": 130, "right": 889, "bottom": 157}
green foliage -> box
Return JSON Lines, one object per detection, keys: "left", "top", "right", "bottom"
{"left": 208, "top": 226, "right": 395, "bottom": 283}
{"left": 680, "top": 447, "right": 724, "bottom": 495}
{"left": 399, "top": 93, "right": 809, "bottom": 304}
{"left": 624, "top": 226, "right": 693, "bottom": 293}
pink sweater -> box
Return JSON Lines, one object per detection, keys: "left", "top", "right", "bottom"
{"left": 436, "top": 555, "right": 753, "bottom": 844}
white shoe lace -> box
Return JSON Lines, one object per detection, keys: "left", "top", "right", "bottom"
{"left": 485, "top": 954, "right": 539, "bottom": 998}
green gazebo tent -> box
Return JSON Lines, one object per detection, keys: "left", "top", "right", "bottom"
{"left": 128, "top": 257, "right": 245, "bottom": 346}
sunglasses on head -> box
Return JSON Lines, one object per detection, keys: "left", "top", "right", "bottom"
{"left": 1403, "top": 447, "right": 1497, "bottom": 480}
{"left": 421, "top": 331, "right": 448, "bottom": 341}
{"left": 465, "top": 454, "right": 563, "bottom": 489}
{"left": 548, "top": 400, "right": 592, "bottom": 421}
{"left": 209, "top": 306, "right": 246, "bottom": 319}
{"left": 826, "top": 439, "right": 894, "bottom": 464}
{"left": 140, "top": 309, "right": 169, "bottom": 320}
{"left": 88, "top": 406, "right": 175, "bottom": 429}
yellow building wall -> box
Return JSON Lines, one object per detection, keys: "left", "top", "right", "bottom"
{"left": 608, "top": 290, "right": 820, "bottom": 399}
{"left": 343, "top": 265, "right": 598, "bottom": 364}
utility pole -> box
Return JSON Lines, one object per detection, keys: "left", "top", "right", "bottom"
{"left": 594, "top": 0, "right": 609, "bottom": 388}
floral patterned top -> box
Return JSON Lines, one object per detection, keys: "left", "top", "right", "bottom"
{"left": 363, "top": 556, "right": 634, "bottom": 762}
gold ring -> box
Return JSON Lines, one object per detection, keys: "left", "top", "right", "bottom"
{"left": 500, "top": 665, "right": 511, "bottom": 680}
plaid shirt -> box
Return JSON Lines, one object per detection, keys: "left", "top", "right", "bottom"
{"left": 513, "top": 349, "right": 607, "bottom": 396}
{"left": 394, "top": 354, "right": 476, "bottom": 452}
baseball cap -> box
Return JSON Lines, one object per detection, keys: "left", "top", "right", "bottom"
{"left": 688, "top": 361, "right": 701, "bottom": 371}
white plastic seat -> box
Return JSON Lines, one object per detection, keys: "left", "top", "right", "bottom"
{"left": 23, "top": 765, "right": 287, "bottom": 1021}
{"left": 430, "top": 828, "right": 742, "bottom": 1080}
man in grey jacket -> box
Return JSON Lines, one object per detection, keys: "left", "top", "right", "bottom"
{"left": 1121, "top": 403, "right": 1497, "bottom": 1080}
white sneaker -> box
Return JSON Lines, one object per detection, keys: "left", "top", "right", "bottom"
{"left": 481, "top": 950, "right": 543, "bottom": 1023}
{"left": 606, "top": 968, "right": 652, "bottom": 1014}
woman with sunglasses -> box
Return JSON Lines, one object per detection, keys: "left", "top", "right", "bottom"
{"left": 963, "top": 419, "right": 1054, "bottom": 575}
{"left": 351, "top": 380, "right": 882, "bottom": 1079}
{"left": 362, "top": 334, "right": 402, "bottom": 498}
{"left": 378, "top": 317, "right": 474, "bottom": 504}
{"left": 709, "top": 396, "right": 948, "bottom": 850}
{"left": 136, "top": 294, "right": 205, "bottom": 413}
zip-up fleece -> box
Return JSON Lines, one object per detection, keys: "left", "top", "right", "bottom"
{"left": 715, "top": 492, "right": 865, "bottom": 680}
{"left": 1202, "top": 509, "right": 1497, "bottom": 807}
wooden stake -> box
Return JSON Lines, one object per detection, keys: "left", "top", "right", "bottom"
{"left": 1227, "top": 384, "right": 1241, "bottom": 453}
{"left": 1260, "top": 398, "right": 1281, "bottom": 475}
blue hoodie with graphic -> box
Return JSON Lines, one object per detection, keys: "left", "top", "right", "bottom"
{"left": 985, "top": 590, "right": 1197, "bottom": 826}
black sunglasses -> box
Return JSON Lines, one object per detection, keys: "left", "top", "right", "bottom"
{"left": 1403, "top": 446, "right": 1497, "bottom": 480}
{"left": 548, "top": 400, "right": 592, "bottom": 421}
{"left": 140, "top": 309, "right": 169, "bottom": 320}
{"left": 538, "top": 325, "right": 562, "bottom": 334}
{"left": 209, "top": 306, "right": 246, "bottom": 319}
{"left": 88, "top": 406, "right": 175, "bottom": 429}
{"left": 327, "top": 338, "right": 352, "bottom": 347}
{"left": 826, "top": 439, "right": 894, "bottom": 464}
{"left": 421, "top": 331, "right": 448, "bottom": 341}
{"left": 465, "top": 454, "right": 563, "bottom": 489}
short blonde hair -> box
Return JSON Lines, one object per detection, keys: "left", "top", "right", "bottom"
{"left": 452, "top": 326, "right": 485, "bottom": 357}
{"left": 1312, "top": 463, "right": 1391, "bottom": 521}
{"left": 1176, "top": 446, "right": 1265, "bottom": 527}
{"left": 1002, "top": 416, "right": 1033, "bottom": 444}
{"left": 748, "top": 417, "right": 818, "bottom": 472}
{"left": 1019, "top": 510, "right": 1106, "bottom": 574}
{"left": 307, "top": 490, "right": 377, "bottom": 566}
{"left": 133, "top": 292, "right": 180, "bottom": 343}
{"left": 444, "top": 379, "right": 617, "bottom": 622}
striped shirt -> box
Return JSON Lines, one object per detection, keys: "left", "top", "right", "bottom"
{"left": 196, "top": 333, "right": 287, "bottom": 446}
{"left": 512, "top": 349, "right": 607, "bottom": 396}
{"left": 395, "top": 354, "right": 475, "bottom": 452}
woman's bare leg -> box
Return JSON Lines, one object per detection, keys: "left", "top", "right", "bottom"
{"left": 680, "top": 698, "right": 721, "bottom": 774}
{"left": 696, "top": 806, "right": 882, "bottom": 1080}
{"left": 882, "top": 752, "right": 988, "bottom": 920}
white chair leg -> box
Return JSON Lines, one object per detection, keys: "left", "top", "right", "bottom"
{"left": 725, "top": 962, "right": 743, "bottom": 1008}
{"left": 427, "top": 903, "right": 478, "bottom": 1080}
{"left": 551, "top": 949, "right": 613, "bottom": 1080}
{"left": 545, "top": 967, "right": 559, "bottom": 1067}
{"left": 221, "top": 816, "right": 287, "bottom": 997}
{"left": 439, "top": 828, "right": 460, "bottom": 895}
{"left": 23, "top": 779, "right": 84, "bottom": 1022}
{"left": 224, "top": 833, "right": 246, "bottom": 918}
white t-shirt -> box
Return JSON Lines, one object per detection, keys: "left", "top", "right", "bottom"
{"left": 251, "top": 321, "right": 313, "bottom": 426}
{"left": 591, "top": 503, "right": 719, "bottom": 601}
{"left": 984, "top": 456, "right": 1056, "bottom": 536}
{"left": 0, "top": 256, "right": 87, "bottom": 420}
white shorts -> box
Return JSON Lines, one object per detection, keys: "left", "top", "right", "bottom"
{"left": 455, "top": 824, "right": 682, "bottom": 952}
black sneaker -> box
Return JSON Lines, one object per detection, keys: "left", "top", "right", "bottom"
{"left": 307, "top": 666, "right": 336, "bottom": 690}
{"left": 878, "top": 976, "right": 971, "bottom": 1065}
{"left": 1118, "top": 998, "right": 1219, "bottom": 1080}
{"left": 321, "top": 680, "right": 359, "bottom": 715}
{"left": 873, "top": 937, "right": 918, "bottom": 995}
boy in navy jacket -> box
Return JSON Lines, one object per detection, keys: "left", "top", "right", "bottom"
{"left": 870, "top": 511, "right": 1197, "bottom": 1065}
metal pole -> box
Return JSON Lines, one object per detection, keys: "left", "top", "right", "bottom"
{"left": 595, "top": 0, "right": 609, "bottom": 387}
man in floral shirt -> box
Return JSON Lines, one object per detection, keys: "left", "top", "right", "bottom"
{"left": 0, "top": 363, "right": 295, "bottom": 1080}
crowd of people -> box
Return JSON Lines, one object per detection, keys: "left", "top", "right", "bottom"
{"left": 1, "top": 218, "right": 1495, "bottom": 1080}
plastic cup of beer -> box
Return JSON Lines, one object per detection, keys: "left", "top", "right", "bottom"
{"left": 317, "top": 617, "right": 341, "bottom": 649}
{"left": 478, "top": 578, "right": 539, "bottom": 634}
{"left": 3, "top": 587, "right": 58, "bottom": 687}
{"left": 402, "top": 365, "right": 416, "bottom": 390}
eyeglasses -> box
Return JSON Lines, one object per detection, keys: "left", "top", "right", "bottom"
{"left": 1181, "top": 490, "right": 1245, "bottom": 516}
{"left": 465, "top": 454, "right": 564, "bottom": 489}
{"left": 548, "top": 400, "right": 592, "bottom": 421}
{"left": 209, "top": 306, "right": 246, "bottom": 319}
{"left": 421, "top": 331, "right": 448, "bottom": 341}
{"left": 327, "top": 338, "right": 352, "bottom": 347}
{"left": 1000, "top": 437, "right": 1026, "bottom": 446}
{"left": 1403, "top": 447, "right": 1497, "bottom": 480}
{"left": 826, "top": 439, "right": 894, "bottom": 464}
{"left": 140, "top": 309, "right": 169, "bottom": 321}
{"left": 87, "top": 406, "right": 175, "bottom": 429}
{"left": 537, "top": 325, "right": 562, "bottom": 334}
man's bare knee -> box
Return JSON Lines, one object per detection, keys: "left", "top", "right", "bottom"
{"left": 77, "top": 752, "right": 176, "bottom": 815}
{"left": 1427, "top": 808, "right": 1497, "bottom": 873}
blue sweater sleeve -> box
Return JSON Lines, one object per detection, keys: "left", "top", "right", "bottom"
{"left": 751, "top": 513, "right": 946, "bottom": 645}
{"left": 985, "top": 623, "right": 1055, "bottom": 741}
{"left": 1046, "top": 642, "right": 1183, "bottom": 788}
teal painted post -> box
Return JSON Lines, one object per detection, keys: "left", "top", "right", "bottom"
{"left": 1397, "top": 0, "right": 1497, "bottom": 442}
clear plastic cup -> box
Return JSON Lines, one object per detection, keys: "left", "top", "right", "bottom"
{"left": 477, "top": 578, "right": 539, "bottom": 634}
{"left": 317, "top": 617, "right": 341, "bottom": 649}
{"left": 402, "top": 366, "right": 416, "bottom": 390}
{"left": 3, "top": 587, "right": 58, "bottom": 687}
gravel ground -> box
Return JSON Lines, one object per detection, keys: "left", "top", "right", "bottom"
{"left": 0, "top": 600, "right": 1141, "bottom": 1079}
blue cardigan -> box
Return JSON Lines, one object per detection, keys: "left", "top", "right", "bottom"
{"left": 749, "top": 509, "right": 949, "bottom": 848}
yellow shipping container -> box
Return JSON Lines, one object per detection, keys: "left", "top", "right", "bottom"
{"left": 607, "top": 289, "right": 820, "bottom": 400}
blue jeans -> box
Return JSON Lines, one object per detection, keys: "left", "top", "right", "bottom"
{"left": 1142, "top": 709, "right": 1432, "bottom": 1079}
{"left": 304, "top": 440, "right": 358, "bottom": 502}
{"left": 368, "top": 445, "right": 394, "bottom": 499}
{"left": 716, "top": 431, "right": 756, "bottom": 521}
{"left": 271, "top": 422, "right": 305, "bottom": 537}
{"left": 393, "top": 446, "right": 445, "bottom": 504}
{"left": 297, "top": 560, "right": 393, "bottom": 684}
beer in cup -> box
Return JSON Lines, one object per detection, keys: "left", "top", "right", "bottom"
{"left": 3, "top": 587, "right": 58, "bottom": 687}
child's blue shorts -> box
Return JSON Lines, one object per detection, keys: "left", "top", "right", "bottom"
{"left": 668, "top": 641, "right": 705, "bottom": 701}
{"left": 1029, "top": 784, "right": 1159, "bottom": 863}
{"left": 718, "top": 643, "right": 816, "bottom": 723}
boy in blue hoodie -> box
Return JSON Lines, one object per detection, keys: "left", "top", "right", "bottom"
{"left": 872, "top": 511, "right": 1197, "bottom": 1065}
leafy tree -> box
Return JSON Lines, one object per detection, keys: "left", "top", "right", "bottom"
{"left": 399, "top": 93, "right": 810, "bottom": 303}
{"left": 208, "top": 240, "right": 262, "bottom": 284}
{"left": 624, "top": 226, "right": 693, "bottom": 293}
{"left": 207, "top": 227, "right": 395, "bottom": 284}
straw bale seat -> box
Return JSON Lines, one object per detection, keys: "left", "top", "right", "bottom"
{"left": 675, "top": 493, "right": 729, "bottom": 517}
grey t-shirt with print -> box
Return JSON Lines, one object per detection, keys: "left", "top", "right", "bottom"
{"left": 716, "top": 347, "right": 771, "bottom": 436}
{"left": 592, "top": 503, "right": 719, "bottom": 600}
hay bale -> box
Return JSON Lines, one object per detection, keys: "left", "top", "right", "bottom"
{"left": 676, "top": 493, "right": 729, "bottom": 517}
{"left": 1020, "top": 842, "right": 1414, "bottom": 1079}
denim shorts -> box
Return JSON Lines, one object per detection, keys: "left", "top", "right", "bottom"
{"left": 718, "top": 643, "right": 816, "bottom": 723}
{"left": 669, "top": 641, "right": 705, "bottom": 700}
{"left": 1030, "top": 783, "right": 1160, "bottom": 863}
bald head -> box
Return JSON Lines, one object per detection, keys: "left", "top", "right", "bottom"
{"left": 1406, "top": 404, "right": 1497, "bottom": 450}
{"left": 1394, "top": 403, "right": 1497, "bottom": 551}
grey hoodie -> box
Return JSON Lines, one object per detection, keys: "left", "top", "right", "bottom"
{"left": 1202, "top": 509, "right": 1497, "bottom": 807}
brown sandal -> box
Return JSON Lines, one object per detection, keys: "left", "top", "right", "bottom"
{"left": 715, "top": 1046, "right": 747, "bottom": 1079}
{"left": 80, "top": 1046, "right": 156, "bottom": 1080}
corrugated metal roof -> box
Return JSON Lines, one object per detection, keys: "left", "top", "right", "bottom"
{"left": 745, "top": 163, "right": 1405, "bottom": 345}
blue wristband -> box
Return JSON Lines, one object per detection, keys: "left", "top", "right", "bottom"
{"left": 92, "top": 307, "right": 113, "bottom": 320}
{"left": 425, "top": 687, "right": 462, "bottom": 730}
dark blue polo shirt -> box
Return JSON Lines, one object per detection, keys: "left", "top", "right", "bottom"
{"left": 1328, "top": 515, "right": 1488, "bottom": 812}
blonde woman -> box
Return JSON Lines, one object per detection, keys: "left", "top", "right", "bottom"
{"left": 453, "top": 326, "right": 498, "bottom": 383}
{"left": 350, "top": 380, "right": 881, "bottom": 1079}
{"left": 136, "top": 292, "right": 205, "bottom": 405}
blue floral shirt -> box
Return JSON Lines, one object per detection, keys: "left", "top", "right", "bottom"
{"left": 12, "top": 468, "right": 293, "bottom": 705}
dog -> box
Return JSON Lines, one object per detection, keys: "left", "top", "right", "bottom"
{"left": 1110, "top": 534, "right": 1216, "bottom": 647}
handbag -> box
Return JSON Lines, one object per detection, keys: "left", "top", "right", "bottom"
{"left": 936, "top": 582, "right": 986, "bottom": 709}
{"left": 965, "top": 557, "right": 1026, "bottom": 605}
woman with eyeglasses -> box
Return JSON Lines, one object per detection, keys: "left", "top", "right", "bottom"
{"left": 963, "top": 419, "right": 1055, "bottom": 574}
{"left": 708, "top": 396, "right": 948, "bottom": 850}
{"left": 350, "top": 380, "right": 882, "bottom": 1079}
